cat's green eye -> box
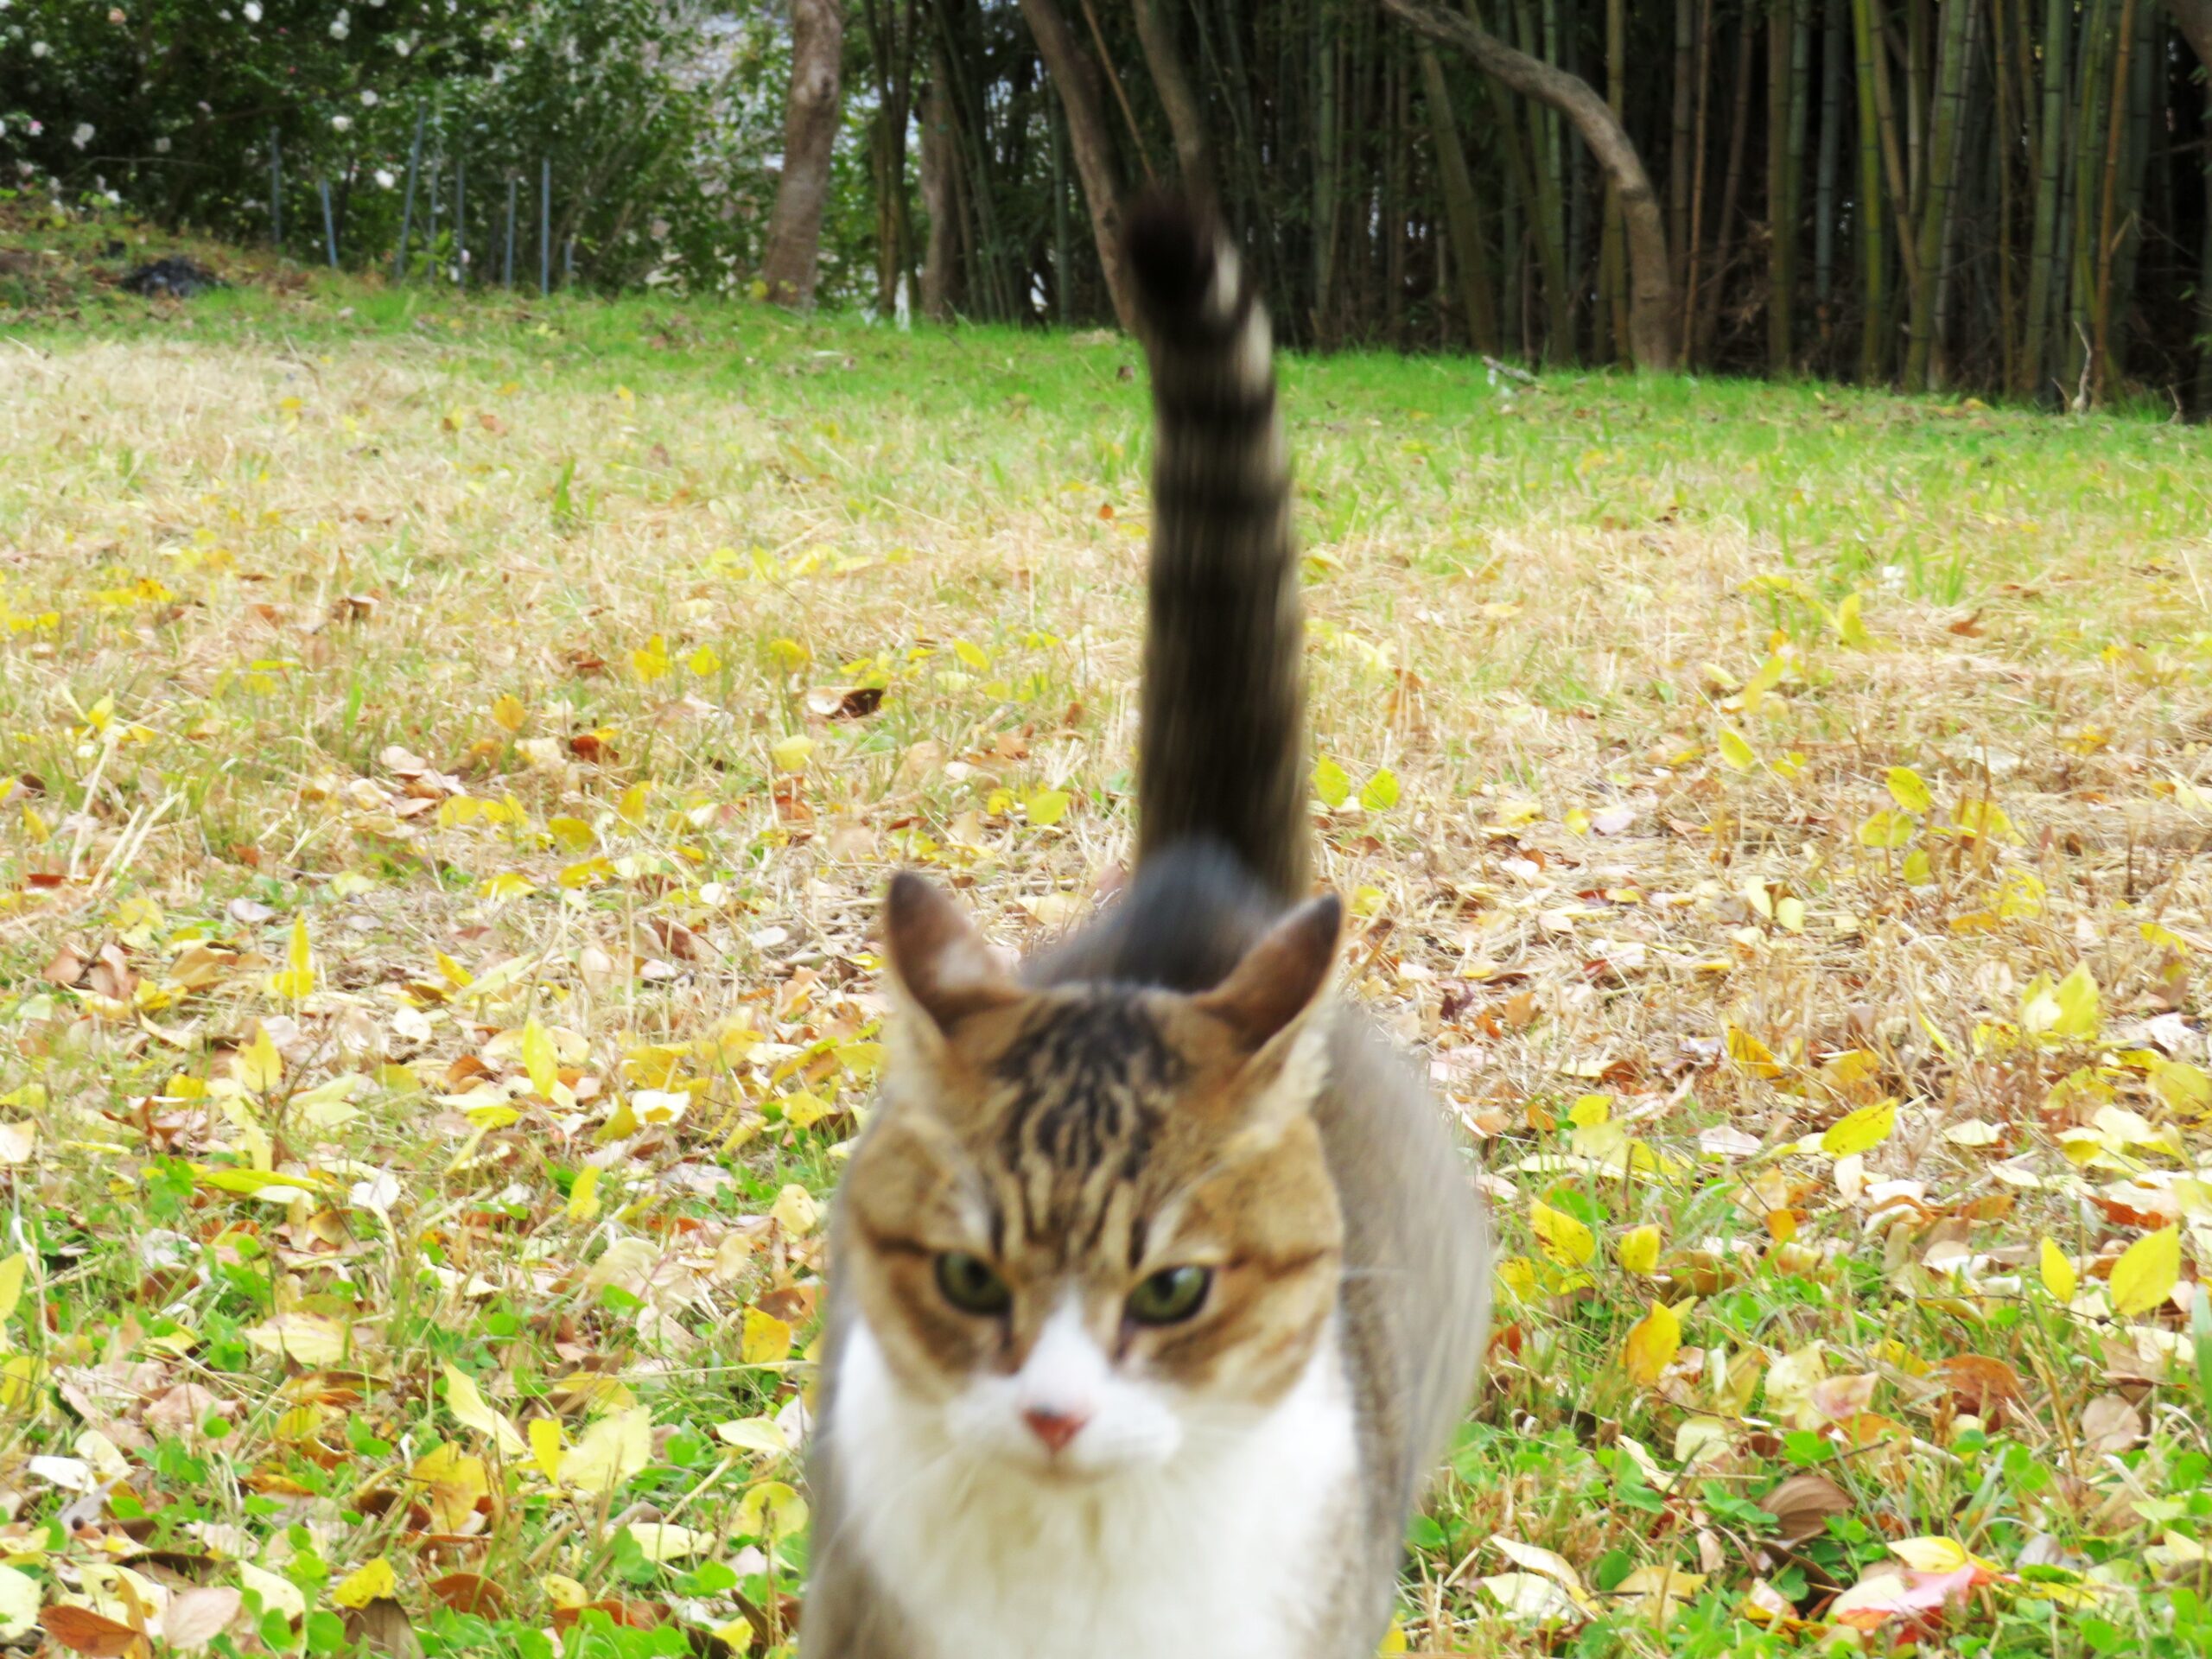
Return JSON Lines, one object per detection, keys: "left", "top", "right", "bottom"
{"left": 1126, "top": 1265, "right": 1212, "bottom": 1326}
{"left": 934, "top": 1251, "right": 1014, "bottom": 1317}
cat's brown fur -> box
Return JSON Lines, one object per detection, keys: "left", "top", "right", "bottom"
{"left": 802, "top": 197, "right": 1490, "bottom": 1659}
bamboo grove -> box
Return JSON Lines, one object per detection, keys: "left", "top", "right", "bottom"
{"left": 845, "top": 1, "right": 2212, "bottom": 410}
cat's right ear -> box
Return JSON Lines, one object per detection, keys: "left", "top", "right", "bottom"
{"left": 883, "top": 871, "right": 1022, "bottom": 1039}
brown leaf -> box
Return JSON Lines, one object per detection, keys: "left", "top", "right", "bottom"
{"left": 2080, "top": 1394, "right": 2143, "bottom": 1454}
{"left": 162, "top": 1587, "right": 243, "bottom": 1649}
{"left": 41, "top": 943, "right": 87, "bottom": 986}
{"left": 1937, "top": 1355, "right": 2024, "bottom": 1419}
{"left": 341, "top": 1599, "right": 422, "bottom": 1659}
{"left": 427, "top": 1575, "right": 506, "bottom": 1618}
{"left": 1758, "top": 1472, "right": 1854, "bottom": 1543}
{"left": 41, "top": 1605, "right": 149, "bottom": 1659}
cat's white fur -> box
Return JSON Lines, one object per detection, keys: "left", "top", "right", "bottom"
{"left": 829, "top": 1306, "right": 1360, "bottom": 1659}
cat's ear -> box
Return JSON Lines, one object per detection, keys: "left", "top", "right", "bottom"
{"left": 1194, "top": 893, "right": 1342, "bottom": 1056}
{"left": 883, "top": 871, "right": 1021, "bottom": 1037}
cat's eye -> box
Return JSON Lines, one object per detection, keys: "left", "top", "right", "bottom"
{"left": 933, "top": 1251, "right": 1013, "bottom": 1317}
{"left": 1125, "top": 1265, "right": 1212, "bottom": 1326}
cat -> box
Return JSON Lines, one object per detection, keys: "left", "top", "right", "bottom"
{"left": 800, "top": 195, "right": 1491, "bottom": 1659}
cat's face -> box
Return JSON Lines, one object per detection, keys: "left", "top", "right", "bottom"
{"left": 838, "top": 874, "right": 1344, "bottom": 1482}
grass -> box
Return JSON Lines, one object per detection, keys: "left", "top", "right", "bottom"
{"left": 3, "top": 214, "right": 2211, "bottom": 1659}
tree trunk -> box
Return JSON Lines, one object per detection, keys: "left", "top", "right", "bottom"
{"left": 1682, "top": 0, "right": 1714, "bottom": 355}
{"left": 2020, "top": 0, "right": 2067, "bottom": 396}
{"left": 2171, "top": 0, "right": 2212, "bottom": 70}
{"left": 1420, "top": 48, "right": 1503, "bottom": 351}
{"left": 1513, "top": 0, "right": 1575, "bottom": 360}
{"left": 1769, "top": 0, "right": 1811, "bottom": 372}
{"left": 1132, "top": 0, "right": 1212, "bottom": 193}
{"left": 1671, "top": 0, "right": 1696, "bottom": 294}
{"left": 1695, "top": 14, "right": 1757, "bottom": 361}
{"left": 760, "top": 0, "right": 845, "bottom": 308}
{"left": 2198, "top": 83, "right": 2212, "bottom": 416}
{"left": 2092, "top": 0, "right": 2137, "bottom": 403}
{"left": 1903, "top": 0, "right": 1973, "bottom": 389}
{"left": 1020, "top": 0, "right": 1139, "bottom": 331}
{"left": 919, "top": 70, "right": 958, "bottom": 320}
{"left": 1850, "top": 0, "right": 1890, "bottom": 378}
{"left": 1991, "top": 0, "right": 2019, "bottom": 392}
{"left": 1379, "top": 0, "right": 1680, "bottom": 368}
{"left": 1814, "top": 0, "right": 1844, "bottom": 321}
{"left": 1598, "top": 0, "right": 1629, "bottom": 360}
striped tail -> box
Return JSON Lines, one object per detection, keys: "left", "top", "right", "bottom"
{"left": 1122, "top": 195, "right": 1308, "bottom": 906}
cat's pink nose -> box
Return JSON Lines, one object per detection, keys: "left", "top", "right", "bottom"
{"left": 1022, "top": 1407, "right": 1088, "bottom": 1453}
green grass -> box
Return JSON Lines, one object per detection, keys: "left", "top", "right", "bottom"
{"left": 2, "top": 213, "right": 2210, "bottom": 1658}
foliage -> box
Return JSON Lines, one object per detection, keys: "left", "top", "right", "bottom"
{"left": 0, "top": 1, "right": 800, "bottom": 293}
{"left": 0, "top": 242, "right": 2209, "bottom": 1656}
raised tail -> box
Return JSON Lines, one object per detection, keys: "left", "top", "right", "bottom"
{"left": 1122, "top": 195, "right": 1308, "bottom": 906}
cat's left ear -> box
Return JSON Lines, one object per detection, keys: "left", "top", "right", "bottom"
{"left": 883, "top": 871, "right": 1022, "bottom": 1038}
{"left": 1193, "top": 893, "right": 1342, "bottom": 1060}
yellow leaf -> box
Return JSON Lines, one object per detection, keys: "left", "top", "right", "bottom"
{"left": 442, "top": 1363, "right": 527, "bottom": 1457}
{"left": 772, "top": 1182, "right": 821, "bottom": 1236}
{"left": 1718, "top": 728, "right": 1756, "bottom": 771}
{"left": 1821, "top": 1099, "right": 1897, "bottom": 1157}
{"left": 567, "top": 1166, "right": 601, "bottom": 1224}
{"left": 687, "top": 645, "right": 721, "bottom": 676}
{"left": 2038, "top": 1238, "right": 2076, "bottom": 1302}
{"left": 527, "top": 1417, "right": 564, "bottom": 1483}
{"left": 617, "top": 783, "right": 651, "bottom": 828}
{"left": 1619, "top": 1225, "right": 1662, "bottom": 1277}
{"left": 1834, "top": 592, "right": 1868, "bottom": 647}
{"left": 714, "top": 1417, "right": 788, "bottom": 1457}
{"left": 1312, "top": 758, "right": 1353, "bottom": 808}
{"left": 332, "top": 1558, "right": 397, "bottom": 1610}
{"left": 0, "top": 1255, "right": 27, "bottom": 1325}
{"left": 559, "top": 1405, "right": 651, "bottom": 1496}
{"left": 234, "top": 1024, "right": 283, "bottom": 1095}
{"left": 2051, "top": 963, "right": 2101, "bottom": 1041}
{"left": 1495, "top": 1255, "right": 1540, "bottom": 1301}
{"left": 2109, "top": 1226, "right": 2181, "bottom": 1318}
{"left": 243, "top": 1312, "right": 349, "bottom": 1367}
{"left": 741, "top": 1306, "right": 795, "bottom": 1367}
{"left": 1624, "top": 1300, "right": 1681, "bottom": 1387}
{"left": 733, "top": 1480, "right": 808, "bottom": 1539}
{"left": 1890, "top": 1536, "right": 1970, "bottom": 1574}
{"left": 492, "top": 694, "right": 528, "bottom": 733}
{"left": 522, "top": 1016, "right": 558, "bottom": 1098}
{"left": 1726, "top": 1025, "right": 1783, "bottom": 1079}
{"left": 1025, "top": 787, "right": 1071, "bottom": 828}
{"left": 1358, "top": 769, "right": 1401, "bottom": 811}
{"left": 1530, "top": 1201, "right": 1597, "bottom": 1268}
{"left": 770, "top": 734, "right": 814, "bottom": 773}
{"left": 1885, "top": 767, "right": 1933, "bottom": 814}
{"left": 632, "top": 637, "right": 671, "bottom": 683}
{"left": 623, "top": 1522, "right": 712, "bottom": 1563}
{"left": 1376, "top": 1616, "right": 1409, "bottom": 1654}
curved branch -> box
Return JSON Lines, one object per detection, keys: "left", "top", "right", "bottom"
{"left": 1377, "top": 0, "right": 1679, "bottom": 371}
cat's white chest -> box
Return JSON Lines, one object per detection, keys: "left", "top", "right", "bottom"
{"left": 828, "top": 1318, "right": 1360, "bottom": 1659}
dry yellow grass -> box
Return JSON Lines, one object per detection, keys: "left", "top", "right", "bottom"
{"left": 1, "top": 265, "right": 2209, "bottom": 1656}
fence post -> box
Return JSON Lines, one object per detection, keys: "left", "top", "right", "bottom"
{"left": 504, "top": 175, "right": 518, "bottom": 287}
{"left": 319, "top": 179, "right": 338, "bottom": 267}
{"left": 393, "top": 104, "right": 425, "bottom": 284}
{"left": 539, "top": 157, "right": 551, "bottom": 295}
{"left": 269, "top": 126, "right": 283, "bottom": 251}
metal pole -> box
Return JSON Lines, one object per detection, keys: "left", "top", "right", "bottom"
{"left": 504, "top": 176, "right": 518, "bottom": 287}
{"left": 539, "top": 157, "right": 551, "bottom": 294}
{"left": 454, "top": 159, "right": 466, "bottom": 289}
{"left": 319, "top": 179, "right": 338, "bottom": 267}
{"left": 393, "top": 104, "right": 425, "bottom": 284}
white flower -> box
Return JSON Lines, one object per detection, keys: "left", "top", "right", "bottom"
{"left": 329, "top": 10, "right": 348, "bottom": 41}
{"left": 242, "top": 0, "right": 258, "bottom": 17}
{"left": 29, "top": 38, "right": 47, "bottom": 55}
{"left": 394, "top": 36, "right": 411, "bottom": 56}
{"left": 359, "top": 89, "right": 379, "bottom": 106}
{"left": 330, "top": 114, "right": 352, "bottom": 132}
{"left": 153, "top": 135, "right": 169, "bottom": 152}
{"left": 25, "top": 119, "right": 39, "bottom": 136}
{"left": 104, "top": 189, "right": 121, "bottom": 205}
{"left": 71, "top": 122, "right": 93, "bottom": 149}
{"left": 373, "top": 168, "right": 395, "bottom": 188}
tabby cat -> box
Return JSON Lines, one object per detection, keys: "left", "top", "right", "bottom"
{"left": 802, "top": 196, "right": 1491, "bottom": 1659}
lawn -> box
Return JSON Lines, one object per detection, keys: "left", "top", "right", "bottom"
{"left": 3, "top": 224, "right": 2210, "bottom": 1659}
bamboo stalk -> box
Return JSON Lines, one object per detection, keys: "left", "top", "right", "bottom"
{"left": 2091, "top": 0, "right": 2136, "bottom": 403}
{"left": 2019, "top": 0, "right": 2067, "bottom": 397}
{"left": 1851, "top": 0, "right": 1891, "bottom": 377}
